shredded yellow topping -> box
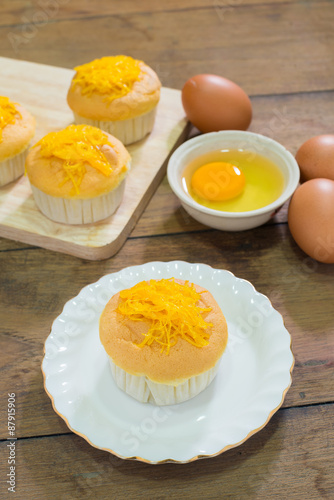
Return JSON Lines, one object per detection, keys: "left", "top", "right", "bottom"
{"left": 34, "top": 124, "right": 114, "bottom": 194}
{"left": 72, "top": 55, "right": 142, "bottom": 102}
{"left": 0, "top": 96, "right": 21, "bottom": 143}
{"left": 117, "top": 279, "right": 213, "bottom": 354}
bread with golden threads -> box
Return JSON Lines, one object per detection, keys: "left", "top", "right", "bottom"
{"left": 0, "top": 97, "right": 35, "bottom": 186}
{"left": 67, "top": 55, "right": 161, "bottom": 145}
{"left": 25, "top": 124, "right": 131, "bottom": 224}
{"left": 99, "top": 278, "right": 228, "bottom": 405}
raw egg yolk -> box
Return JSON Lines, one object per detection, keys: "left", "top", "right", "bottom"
{"left": 191, "top": 162, "right": 245, "bottom": 201}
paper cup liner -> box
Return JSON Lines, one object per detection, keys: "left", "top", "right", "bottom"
{"left": 30, "top": 179, "right": 125, "bottom": 224}
{"left": 0, "top": 149, "right": 28, "bottom": 187}
{"left": 73, "top": 108, "right": 157, "bottom": 146}
{"left": 109, "top": 358, "right": 220, "bottom": 406}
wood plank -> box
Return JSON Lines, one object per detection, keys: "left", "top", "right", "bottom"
{"left": 0, "top": 225, "right": 333, "bottom": 439}
{"left": 0, "top": 239, "right": 35, "bottom": 252}
{"left": 0, "top": 0, "right": 300, "bottom": 26}
{"left": 0, "top": 404, "right": 333, "bottom": 499}
{"left": 1, "top": 2, "right": 334, "bottom": 95}
{"left": 0, "top": 57, "right": 188, "bottom": 260}
{"left": 0, "top": 0, "right": 332, "bottom": 496}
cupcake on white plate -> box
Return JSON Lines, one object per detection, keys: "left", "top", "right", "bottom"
{"left": 99, "top": 278, "right": 228, "bottom": 405}
{"left": 0, "top": 96, "right": 35, "bottom": 187}
{"left": 67, "top": 55, "right": 161, "bottom": 145}
{"left": 25, "top": 124, "right": 131, "bottom": 224}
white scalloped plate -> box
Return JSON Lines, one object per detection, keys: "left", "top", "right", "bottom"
{"left": 42, "top": 261, "right": 294, "bottom": 464}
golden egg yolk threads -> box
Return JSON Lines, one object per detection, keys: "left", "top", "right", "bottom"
{"left": 72, "top": 55, "right": 142, "bottom": 102}
{"left": 191, "top": 162, "right": 245, "bottom": 201}
{"left": 34, "top": 124, "right": 114, "bottom": 194}
{"left": 0, "top": 96, "right": 21, "bottom": 143}
{"left": 117, "top": 279, "right": 212, "bottom": 354}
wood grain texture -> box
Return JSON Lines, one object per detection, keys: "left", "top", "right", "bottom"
{"left": 0, "top": 57, "right": 188, "bottom": 259}
{"left": 1, "top": 0, "right": 334, "bottom": 498}
{"left": 1, "top": 2, "right": 334, "bottom": 95}
{"left": 0, "top": 0, "right": 293, "bottom": 26}
{"left": 0, "top": 225, "right": 333, "bottom": 439}
{"left": 0, "top": 404, "right": 333, "bottom": 499}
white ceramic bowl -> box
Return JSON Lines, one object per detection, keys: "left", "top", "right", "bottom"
{"left": 167, "top": 130, "right": 300, "bottom": 231}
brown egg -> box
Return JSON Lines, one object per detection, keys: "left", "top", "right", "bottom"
{"left": 288, "top": 178, "right": 334, "bottom": 263}
{"left": 181, "top": 74, "right": 252, "bottom": 133}
{"left": 295, "top": 134, "right": 334, "bottom": 182}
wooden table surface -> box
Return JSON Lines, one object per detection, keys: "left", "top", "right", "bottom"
{"left": 1, "top": 1, "right": 334, "bottom": 499}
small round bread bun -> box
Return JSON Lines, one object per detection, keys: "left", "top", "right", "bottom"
{"left": 25, "top": 124, "right": 131, "bottom": 224}
{"left": 0, "top": 96, "right": 35, "bottom": 187}
{"left": 99, "top": 278, "right": 228, "bottom": 405}
{"left": 67, "top": 55, "right": 161, "bottom": 146}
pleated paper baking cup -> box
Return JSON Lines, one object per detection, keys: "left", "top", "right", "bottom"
{"left": 0, "top": 149, "right": 27, "bottom": 187}
{"left": 109, "top": 358, "right": 220, "bottom": 406}
{"left": 73, "top": 108, "right": 157, "bottom": 146}
{"left": 30, "top": 179, "right": 126, "bottom": 224}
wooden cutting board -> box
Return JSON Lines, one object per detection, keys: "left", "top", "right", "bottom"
{"left": 0, "top": 57, "right": 189, "bottom": 260}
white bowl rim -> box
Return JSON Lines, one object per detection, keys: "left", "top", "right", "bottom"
{"left": 167, "top": 130, "right": 300, "bottom": 219}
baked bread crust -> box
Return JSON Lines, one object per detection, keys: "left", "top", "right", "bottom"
{"left": 99, "top": 279, "right": 228, "bottom": 384}
{"left": 25, "top": 131, "right": 130, "bottom": 199}
{"left": 67, "top": 62, "right": 161, "bottom": 121}
{"left": 0, "top": 105, "right": 35, "bottom": 162}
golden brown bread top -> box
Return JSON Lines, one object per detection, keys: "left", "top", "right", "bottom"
{"left": 67, "top": 62, "right": 161, "bottom": 121}
{"left": 99, "top": 279, "right": 228, "bottom": 384}
{"left": 25, "top": 129, "right": 130, "bottom": 199}
{"left": 0, "top": 104, "right": 35, "bottom": 162}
